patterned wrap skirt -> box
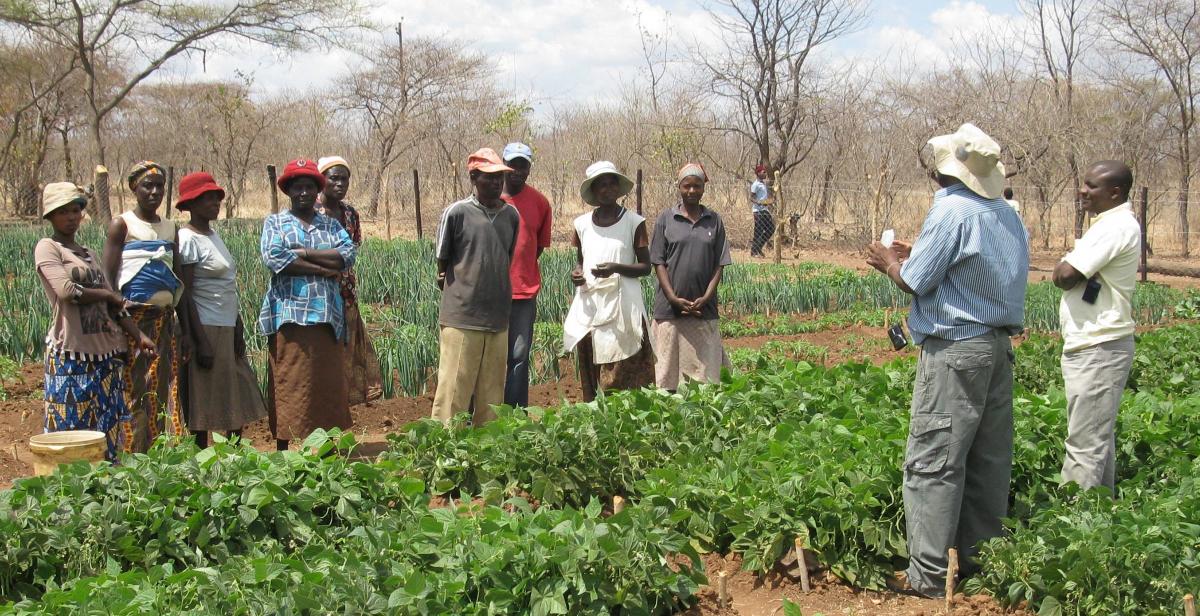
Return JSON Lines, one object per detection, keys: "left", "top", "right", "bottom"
{"left": 44, "top": 351, "right": 129, "bottom": 462}
{"left": 122, "top": 305, "right": 184, "bottom": 453}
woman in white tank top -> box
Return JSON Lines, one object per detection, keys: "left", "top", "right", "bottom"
{"left": 562, "top": 161, "right": 655, "bottom": 402}
{"left": 102, "top": 160, "right": 191, "bottom": 454}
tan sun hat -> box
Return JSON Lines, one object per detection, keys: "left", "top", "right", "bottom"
{"left": 927, "top": 123, "right": 1007, "bottom": 200}
{"left": 41, "top": 182, "right": 88, "bottom": 219}
{"left": 579, "top": 161, "right": 634, "bottom": 206}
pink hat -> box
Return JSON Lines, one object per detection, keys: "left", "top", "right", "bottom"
{"left": 466, "top": 148, "right": 513, "bottom": 173}
{"left": 175, "top": 172, "right": 225, "bottom": 210}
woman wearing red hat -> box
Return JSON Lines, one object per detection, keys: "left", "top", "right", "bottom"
{"left": 176, "top": 172, "right": 267, "bottom": 448}
{"left": 258, "top": 159, "right": 356, "bottom": 451}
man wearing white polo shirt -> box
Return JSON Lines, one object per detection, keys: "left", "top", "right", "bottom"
{"left": 1053, "top": 160, "right": 1141, "bottom": 493}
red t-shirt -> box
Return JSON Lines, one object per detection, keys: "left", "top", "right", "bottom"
{"left": 503, "top": 185, "right": 552, "bottom": 299}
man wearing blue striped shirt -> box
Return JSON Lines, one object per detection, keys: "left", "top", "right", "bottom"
{"left": 867, "top": 123, "right": 1029, "bottom": 598}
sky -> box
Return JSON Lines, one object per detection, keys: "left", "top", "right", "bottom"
{"left": 165, "top": 0, "right": 1024, "bottom": 113}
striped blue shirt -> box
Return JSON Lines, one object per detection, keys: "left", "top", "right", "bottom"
{"left": 900, "top": 184, "right": 1029, "bottom": 344}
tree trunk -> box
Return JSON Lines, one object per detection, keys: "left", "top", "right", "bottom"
{"left": 61, "top": 128, "right": 73, "bottom": 181}
{"left": 816, "top": 164, "right": 833, "bottom": 222}
{"left": 1179, "top": 172, "right": 1191, "bottom": 257}
{"left": 90, "top": 114, "right": 111, "bottom": 224}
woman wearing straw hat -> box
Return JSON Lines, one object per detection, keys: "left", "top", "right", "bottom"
{"left": 259, "top": 159, "right": 356, "bottom": 451}
{"left": 103, "top": 160, "right": 191, "bottom": 453}
{"left": 176, "top": 172, "right": 267, "bottom": 448}
{"left": 562, "top": 161, "right": 655, "bottom": 401}
{"left": 650, "top": 163, "right": 733, "bottom": 391}
{"left": 35, "top": 182, "right": 155, "bottom": 461}
{"left": 316, "top": 156, "right": 382, "bottom": 405}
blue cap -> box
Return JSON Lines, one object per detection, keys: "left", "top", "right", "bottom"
{"left": 502, "top": 142, "right": 533, "bottom": 162}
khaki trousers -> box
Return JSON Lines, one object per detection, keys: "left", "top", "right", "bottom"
{"left": 431, "top": 326, "right": 507, "bottom": 427}
{"left": 1061, "top": 335, "right": 1134, "bottom": 492}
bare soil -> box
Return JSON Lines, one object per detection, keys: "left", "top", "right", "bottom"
{"left": 683, "top": 553, "right": 1031, "bottom": 615}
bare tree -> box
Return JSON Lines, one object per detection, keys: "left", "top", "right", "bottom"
{"left": 0, "top": 0, "right": 366, "bottom": 222}
{"left": 336, "top": 37, "right": 488, "bottom": 216}
{"left": 1023, "top": 0, "right": 1095, "bottom": 237}
{"left": 1103, "top": 0, "right": 1200, "bottom": 256}
{"left": 699, "top": 0, "right": 866, "bottom": 173}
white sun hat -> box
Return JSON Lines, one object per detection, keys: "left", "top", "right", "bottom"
{"left": 579, "top": 161, "right": 634, "bottom": 206}
{"left": 927, "top": 123, "right": 1007, "bottom": 200}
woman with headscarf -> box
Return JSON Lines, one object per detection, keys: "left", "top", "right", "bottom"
{"left": 176, "top": 172, "right": 267, "bottom": 448}
{"left": 562, "top": 161, "right": 655, "bottom": 402}
{"left": 259, "top": 159, "right": 356, "bottom": 451}
{"left": 316, "top": 156, "right": 382, "bottom": 405}
{"left": 103, "top": 160, "right": 190, "bottom": 453}
{"left": 650, "top": 163, "right": 733, "bottom": 391}
{"left": 36, "top": 182, "right": 155, "bottom": 461}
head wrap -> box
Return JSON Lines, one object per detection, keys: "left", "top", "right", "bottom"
{"left": 318, "top": 156, "right": 350, "bottom": 175}
{"left": 677, "top": 162, "right": 708, "bottom": 184}
{"left": 126, "top": 161, "right": 164, "bottom": 190}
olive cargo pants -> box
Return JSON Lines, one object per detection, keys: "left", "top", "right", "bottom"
{"left": 904, "top": 330, "right": 1014, "bottom": 597}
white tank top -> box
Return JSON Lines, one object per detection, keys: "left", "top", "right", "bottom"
{"left": 120, "top": 210, "right": 176, "bottom": 243}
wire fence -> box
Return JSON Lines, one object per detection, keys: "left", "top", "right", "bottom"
{"left": 16, "top": 164, "right": 1200, "bottom": 258}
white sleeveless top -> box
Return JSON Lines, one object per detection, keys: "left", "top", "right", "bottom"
{"left": 119, "top": 210, "right": 178, "bottom": 307}
{"left": 562, "top": 209, "right": 650, "bottom": 364}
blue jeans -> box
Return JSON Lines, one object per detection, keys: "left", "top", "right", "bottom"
{"left": 504, "top": 298, "right": 537, "bottom": 407}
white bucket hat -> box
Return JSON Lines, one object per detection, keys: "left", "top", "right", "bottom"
{"left": 41, "top": 182, "right": 87, "bottom": 218}
{"left": 579, "top": 161, "right": 634, "bottom": 206}
{"left": 927, "top": 123, "right": 1007, "bottom": 200}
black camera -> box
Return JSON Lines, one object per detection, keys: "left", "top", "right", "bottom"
{"left": 1082, "top": 275, "right": 1102, "bottom": 304}
{"left": 887, "top": 323, "right": 909, "bottom": 350}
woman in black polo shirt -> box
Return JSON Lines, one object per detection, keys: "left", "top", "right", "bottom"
{"left": 650, "top": 163, "right": 733, "bottom": 391}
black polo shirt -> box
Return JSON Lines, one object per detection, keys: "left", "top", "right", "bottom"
{"left": 650, "top": 203, "right": 733, "bottom": 321}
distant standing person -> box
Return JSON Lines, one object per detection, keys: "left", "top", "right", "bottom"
{"left": 176, "top": 172, "right": 267, "bottom": 448}
{"left": 562, "top": 161, "right": 654, "bottom": 402}
{"left": 317, "top": 156, "right": 382, "bottom": 405}
{"left": 103, "top": 161, "right": 189, "bottom": 453}
{"left": 432, "top": 148, "right": 520, "bottom": 426}
{"left": 651, "top": 163, "right": 733, "bottom": 391}
{"left": 865, "top": 123, "right": 1029, "bottom": 598}
{"left": 749, "top": 164, "right": 775, "bottom": 257}
{"left": 501, "top": 142, "right": 552, "bottom": 407}
{"left": 259, "top": 159, "right": 356, "bottom": 450}
{"left": 36, "top": 182, "right": 155, "bottom": 461}
{"left": 1053, "top": 161, "right": 1140, "bottom": 493}
{"left": 1003, "top": 187, "right": 1021, "bottom": 214}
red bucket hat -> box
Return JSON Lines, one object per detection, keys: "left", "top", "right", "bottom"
{"left": 175, "top": 172, "right": 225, "bottom": 210}
{"left": 276, "top": 159, "right": 326, "bottom": 191}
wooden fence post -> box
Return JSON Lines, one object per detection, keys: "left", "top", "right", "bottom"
{"left": 413, "top": 169, "right": 423, "bottom": 240}
{"left": 93, "top": 166, "right": 110, "bottom": 222}
{"left": 266, "top": 165, "right": 279, "bottom": 214}
{"left": 1183, "top": 593, "right": 1195, "bottom": 616}
{"left": 1140, "top": 186, "right": 1149, "bottom": 282}
{"left": 635, "top": 169, "right": 643, "bottom": 216}
{"left": 772, "top": 170, "right": 783, "bottom": 264}
{"left": 165, "top": 166, "right": 175, "bottom": 219}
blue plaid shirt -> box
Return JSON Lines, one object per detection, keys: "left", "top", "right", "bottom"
{"left": 900, "top": 184, "right": 1029, "bottom": 344}
{"left": 257, "top": 211, "right": 356, "bottom": 340}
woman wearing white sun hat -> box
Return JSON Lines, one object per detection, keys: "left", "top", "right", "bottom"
{"left": 562, "top": 161, "right": 655, "bottom": 402}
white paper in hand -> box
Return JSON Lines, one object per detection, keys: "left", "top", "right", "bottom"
{"left": 880, "top": 229, "right": 895, "bottom": 248}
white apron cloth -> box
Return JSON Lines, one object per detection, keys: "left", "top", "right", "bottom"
{"left": 562, "top": 209, "right": 650, "bottom": 364}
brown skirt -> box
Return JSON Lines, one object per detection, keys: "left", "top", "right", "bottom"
{"left": 576, "top": 327, "right": 655, "bottom": 403}
{"left": 186, "top": 325, "right": 268, "bottom": 432}
{"left": 343, "top": 302, "right": 382, "bottom": 406}
{"left": 267, "top": 324, "right": 351, "bottom": 442}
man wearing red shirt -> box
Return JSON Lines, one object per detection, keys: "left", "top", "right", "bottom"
{"left": 502, "top": 142, "right": 552, "bottom": 407}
